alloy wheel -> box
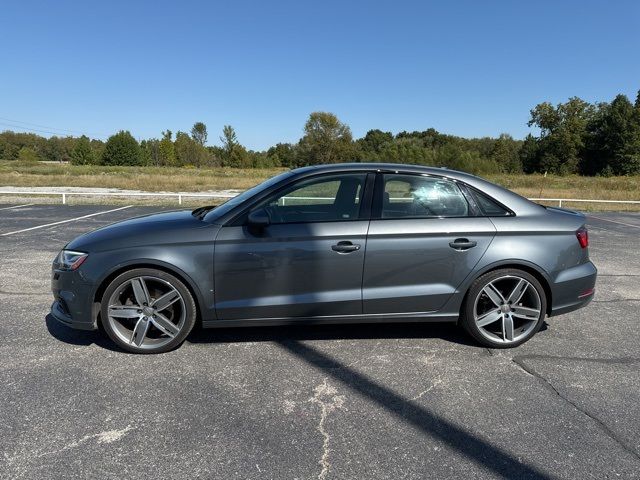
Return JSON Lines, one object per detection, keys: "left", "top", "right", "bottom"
{"left": 473, "top": 275, "right": 542, "bottom": 344}
{"left": 106, "top": 276, "right": 186, "bottom": 351}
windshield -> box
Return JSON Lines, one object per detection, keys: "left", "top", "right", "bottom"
{"left": 200, "top": 171, "right": 294, "bottom": 222}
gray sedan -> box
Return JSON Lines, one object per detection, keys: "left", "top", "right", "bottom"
{"left": 51, "top": 163, "right": 597, "bottom": 353}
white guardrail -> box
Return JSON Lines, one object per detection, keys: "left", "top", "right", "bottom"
{"left": 0, "top": 190, "right": 638, "bottom": 207}
{"left": 527, "top": 198, "right": 640, "bottom": 207}
{"left": 0, "top": 191, "right": 236, "bottom": 205}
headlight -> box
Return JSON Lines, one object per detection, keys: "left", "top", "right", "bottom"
{"left": 55, "top": 250, "right": 88, "bottom": 271}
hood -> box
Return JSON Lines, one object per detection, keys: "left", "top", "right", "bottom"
{"left": 66, "top": 209, "right": 219, "bottom": 252}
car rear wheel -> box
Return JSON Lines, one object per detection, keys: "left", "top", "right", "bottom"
{"left": 100, "top": 268, "right": 196, "bottom": 354}
{"left": 461, "top": 268, "right": 547, "bottom": 348}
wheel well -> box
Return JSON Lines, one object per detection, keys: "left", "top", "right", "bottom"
{"left": 93, "top": 263, "right": 202, "bottom": 326}
{"left": 474, "top": 263, "right": 553, "bottom": 315}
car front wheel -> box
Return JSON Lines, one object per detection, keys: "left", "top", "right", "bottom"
{"left": 461, "top": 268, "right": 547, "bottom": 348}
{"left": 100, "top": 268, "right": 197, "bottom": 354}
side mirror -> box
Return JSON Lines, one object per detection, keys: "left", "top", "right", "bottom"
{"left": 247, "top": 208, "right": 270, "bottom": 228}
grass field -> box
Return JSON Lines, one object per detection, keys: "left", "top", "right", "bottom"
{"left": 1, "top": 161, "right": 638, "bottom": 210}
{"left": 0, "top": 161, "right": 284, "bottom": 192}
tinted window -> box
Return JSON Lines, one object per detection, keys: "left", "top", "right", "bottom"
{"left": 204, "top": 170, "right": 294, "bottom": 222}
{"left": 253, "top": 173, "right": 366, "bottom": 224}
{"left": 381, "top": 174, "right": 469, "bottom": 218}
{"left": 471, "top": 189, "right": 511, "bottom": 216}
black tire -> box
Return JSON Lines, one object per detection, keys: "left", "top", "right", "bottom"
{"left": 100, "top": 268, "right": 197, "bottom": 354}
{"left": 461, "top": 268, "right": 547, "bottom": 348}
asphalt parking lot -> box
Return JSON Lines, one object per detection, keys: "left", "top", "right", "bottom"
{"left": 0, "top": 203, "right": 639, "bottom": 479}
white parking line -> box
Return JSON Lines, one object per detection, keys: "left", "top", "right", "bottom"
{"left": 0, "top": 205, "right": 133, "bottom": 236}
{"left": 588, "top": 215, "right": 640, "bottom": 229}
{"left": 0, "top": 203, "right": 33, "bottom": 211}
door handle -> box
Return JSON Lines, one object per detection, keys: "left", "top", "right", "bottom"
{"left": 332, "top": 241, "right": 361, "bottom": 253}
{"left": 449, "top": 238, "right": 477, "bottom": 250}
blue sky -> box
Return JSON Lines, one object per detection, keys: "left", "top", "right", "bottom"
{"left": 1, "top": 0, "right": 639, "bottom": 150}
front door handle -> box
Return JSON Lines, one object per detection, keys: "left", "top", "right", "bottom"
{"left": 332, "top": 241, "right": 361, "bottom": 253}
{"left": 449, "top": 238, "right": 477, "bottom": 250}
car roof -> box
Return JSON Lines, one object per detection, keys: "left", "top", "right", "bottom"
{"left": 293, "top": 162, "right": 493, "bottom": 184}
{"left": 294, "top": 162, "right": 461, "bottom": 174}
{"left": 290, "top": 163, "right": 544, "bottom": 216}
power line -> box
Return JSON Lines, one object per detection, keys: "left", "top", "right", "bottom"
{"left": 0, "top": 116, "right": 106, "bottom": 138}
{"left": 0, "top": 116, "right": 98, "bottom": 136}
{"left": 0, "top": 121, "right": 78, "bottom": 136}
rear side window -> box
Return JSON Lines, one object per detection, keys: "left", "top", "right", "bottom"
{"left": 470, "top": 189, "right": 511, "bottom": 216}
{"left": 381, "top": 174, "right": 469, "bottom": 218}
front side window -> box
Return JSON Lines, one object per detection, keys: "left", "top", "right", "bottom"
{"left": 381, "top": 174, "right": 469, "bottom": 218}
{"left": 252, "top": 173, "right": 366, "bottom": 224}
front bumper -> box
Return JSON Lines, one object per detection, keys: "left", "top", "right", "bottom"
{"left": 50, "top": 267, "right": 98, "bottom": 330}
{"left": 50, "top": 300, "right": 97, "bottom": 330}
{"left": 549, "top": 261, "right": 597, "bottom": 317}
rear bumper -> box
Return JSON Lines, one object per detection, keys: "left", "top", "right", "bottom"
{"left": 549, "top": 261, "right": 597, "bottom": 317}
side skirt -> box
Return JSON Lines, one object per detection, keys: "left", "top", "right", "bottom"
{"left": 202, "top": 311, "right": 460, "bottom": 329}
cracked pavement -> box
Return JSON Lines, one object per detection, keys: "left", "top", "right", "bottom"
{"left": 0, "top": 205, "right": 639, "bottom": 479}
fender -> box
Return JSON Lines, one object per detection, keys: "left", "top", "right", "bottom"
{"left": 439, "top": 258, "right": 552, "bottom": 316}
{"left": 90, "top": 258, "right": 214, "bottom": 322}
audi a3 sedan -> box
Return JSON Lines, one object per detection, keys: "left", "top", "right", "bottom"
{"left": 51, "top": 163, "right": 597, "bottom": 353}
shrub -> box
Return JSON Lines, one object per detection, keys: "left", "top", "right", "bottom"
{"left": 17, "top": 146, "right": 40, "bottom": 163}
{"left": 101, "top": 131, "right": 141, "bottom": 166}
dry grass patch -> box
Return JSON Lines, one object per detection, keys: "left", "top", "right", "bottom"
{"left": 1, "top": 161, "right": 638, "bottom": 211}
{"left": 486, "top": 174, "right": 640, "bottom": 201}
{"left": 0, "top": 161, "right": 284, "bottom": 192}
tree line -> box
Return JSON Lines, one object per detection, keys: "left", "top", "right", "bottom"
{"left": 2, "top": 89, "right": 639, "bottom": 176}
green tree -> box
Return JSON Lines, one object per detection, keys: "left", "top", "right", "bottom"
{"left": 377, "top": 137, "right": 433, "bottom": 165}
{"left": 44, "top": 136, "right": 66, "bottom": 162}
{"left": 0, "top": 131, "right": 44, "bottom": 160}
{"left": 358, "top": 129, "right": 393, "bottom": 156}
{"left": 205, "top": 146, "right": 224, "bottom": 166}
{"left": 90, "top": 139, "right": 105, "bottom": 162}
{"left": 253, "top": 150, "right": 281, "bottom": 168}
{"left": 584, "top": 94, "right": 640, "bottom": 175}
{"left": 266, "top": 143, "right": 294, "bottom": 167}
{"left": 101, "top": 130, "right": 141, "bottom": 166}
{"left": 491, "top": 133, "right": 521, "bottom": 173}
{"left": 175, "top": 131, "right": 209, "bottom": 167}
{"left": 159, "top": 130, "right": 176, "bottom": 166}
{"left": 528, "top": 97, "right": 595, "bottom": 174}
{"left": 139, "top": 140, "right": 151, "bottom": 166}
{"left": 519, "top": 134, "right": 540, "bottom": 173}
{"left": 17, "top": 146, "right": 40, "bottom": 163}
{"left": 229, "top": 146, "right": 251, "bottom": 168}
{"left": 220, "top": 125, "right": 251, "bottom": 167}
{"left": 191, "top": 122, "right": 208, "bottom": 146}
{"left": 220, "top": 125, "right": 238, "bottom": 157}
{"left": 70, "top": 135, "right": 96, "bottom": 165}
{"left": 140, "top": 139, "right": 161, "bottom": 166}
{"left": 297, "top": 112, "right": 355, "bottom": 166}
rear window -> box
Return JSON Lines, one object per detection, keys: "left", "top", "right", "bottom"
{"left": 471, "top": 189, "right": 511, "bottom": 216}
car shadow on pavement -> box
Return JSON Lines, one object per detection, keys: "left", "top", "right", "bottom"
{"left": 188, "top": 322, "right": 553, "bottom": 478}
{"left": 45, "top": 314, "right": 124, "bottom": 352}
{"left": 187, "top": 321, "right": 480, "bottom": 346}
{"left": 44, "top": 313, "right": 552, "bottom": 477}
{"left": 46, "top": 313, "right": 550, "bottom": 353}
{"left": 276, "top": 339, "right": 552, "bottom": 479}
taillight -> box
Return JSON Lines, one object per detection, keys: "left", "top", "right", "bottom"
{"left": 576, "top": 227, "right": 589, "bottom": 249}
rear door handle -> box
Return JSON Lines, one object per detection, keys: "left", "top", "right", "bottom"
{"left": 332, "top": 241, "right": 361, "bottom": 253}
{"left": 449, "top": 238, "right": 477, "bottom": 250}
